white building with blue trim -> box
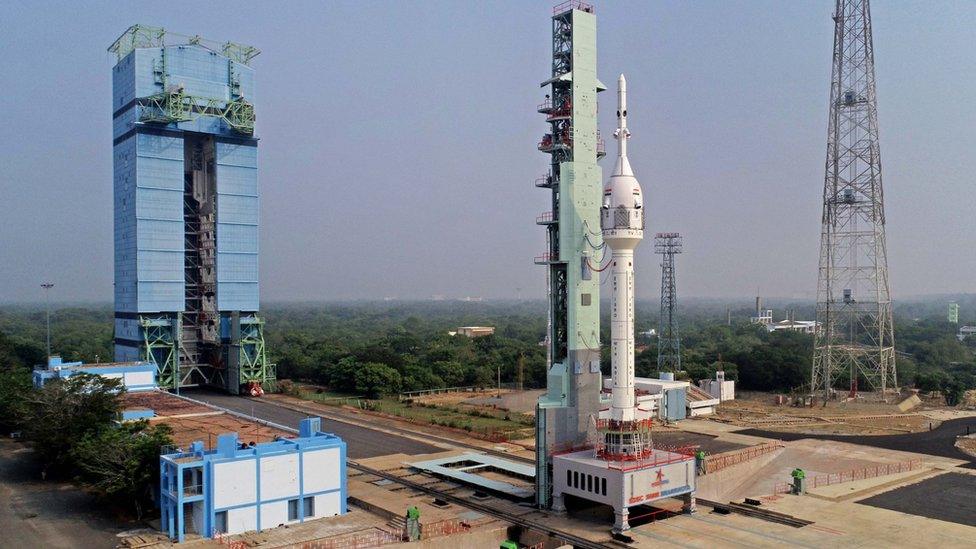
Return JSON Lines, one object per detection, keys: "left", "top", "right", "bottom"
{"left": 32, "top": 356, "right": 157, "bottom": 392}
{"left": 159, "top": 417, "right": 346, "bottom": 542}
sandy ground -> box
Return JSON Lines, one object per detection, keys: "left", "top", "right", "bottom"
{"left": 712, "top": 392, "right": 944, "bottom": 435}
{"left": 0, "top": 440, "right": 128, "bottom": 548}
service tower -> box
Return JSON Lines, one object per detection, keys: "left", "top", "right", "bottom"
{"left": 109, "top": 25, "right": 274, "bottom": 395}
{"left": 534, "top": 1, "right": 606, "bottom": 509}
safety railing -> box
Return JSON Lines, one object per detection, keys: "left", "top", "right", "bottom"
{"left": 399, "top": 386, "right": 478, "bottom": 401}
{"left": 773, "top": 459, "right": 922, "bottom": 494}
{"left": 705, "top": 442, "right": 783, "bottom": 474}
{"left": 554, "top": 0, "right": 594, "bottom": 15}
{"left": 535, "top": 174, "right": 554, "bottom": 188}
{"left": 534, "top": 253, "right": 555, "bottom": 264}
{"left": 604, "top": 444, "right": 697, "bottom": 472}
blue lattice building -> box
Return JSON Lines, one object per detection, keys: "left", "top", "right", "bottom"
{"left": 109, "top": 25, "right": 274, "bottom": 394}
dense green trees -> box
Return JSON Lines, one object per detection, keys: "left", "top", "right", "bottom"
{"left": 72, "top": 421, "right": 174, "bottom": 519}
{"left": 1, "top": 299, "right": 974, "bottom": 401}
{"left": 22, "top": 373, "right": 124, "bottom": 475}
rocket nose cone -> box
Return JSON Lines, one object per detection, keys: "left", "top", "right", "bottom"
{"left": 618, "top": 74, "right": 626, "bottom": 84}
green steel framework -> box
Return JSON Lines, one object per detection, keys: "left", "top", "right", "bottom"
{"left": 534, "top": 2, "right": 606, "bottom": 509}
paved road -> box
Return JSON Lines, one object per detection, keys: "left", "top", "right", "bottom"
{"left": 858, "top": 472, "right": 976, "bottom": 527}
{"left": 183, "top": 390, "right": 442, "bottom": 459}
{"left": 0, "top": 440, "right": 126, "bottom": 548}
{"left": 738, "top": 416, "right": 976, "bottom": 467}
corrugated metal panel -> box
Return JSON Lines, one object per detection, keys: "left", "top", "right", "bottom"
{"left": 165, "top": 46, "right": 230, "bottom": 100}
{"left": 135, "top": 133, "right": 184, "bottom": 312}
{"left": 115, "top": 344, "right": 142, "bottom": 363}
{"left": 114, "top": 136, "right": 138, "bottom": 312}
{"left": 216, "top": 141, "right": 259, "bottom": 311}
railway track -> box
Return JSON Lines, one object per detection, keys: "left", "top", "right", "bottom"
{"left": 348, "top": 460, "right": 613, "bottom": 549}
{"left": 696, "top": 498, "right": 812, "bottom": 528}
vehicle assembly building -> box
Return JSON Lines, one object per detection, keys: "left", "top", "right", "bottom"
{"left": 108, "top": 25, "right": 274, "bottom": 395}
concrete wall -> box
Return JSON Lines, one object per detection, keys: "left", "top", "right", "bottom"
{"left": 695, "top": 448, "right": 784, "bottom": 501}
{"left": 304, "top": 448, "right": 342, "bottom": 493}
{"left": 214, "top": 459, "right": 258, "bottom": 508}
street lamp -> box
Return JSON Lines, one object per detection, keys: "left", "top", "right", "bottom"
{"left": 41, "top": 282, "right": 54, "bottom": 362}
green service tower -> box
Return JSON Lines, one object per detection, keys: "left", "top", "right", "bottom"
{"left": 534, "top": 1, "right": 606, "bottom": 509}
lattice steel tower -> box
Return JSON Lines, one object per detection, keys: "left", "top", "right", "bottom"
{"left": 812, "top": 0, "right": 895, "bottom": 400}
{"left": 655, "top": 233, "right": 682, "bottom": 372}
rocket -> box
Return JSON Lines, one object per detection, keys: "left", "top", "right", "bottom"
{"left": 601, "top": 74, "right": 644, "bottom": 424}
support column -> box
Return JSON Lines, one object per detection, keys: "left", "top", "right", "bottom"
{"left": 682, "top": 492, "right": 697, "bottom": 514}
{"left": 551, "top": 491, "right": 566, "bottom": 513}
{"left": 613, "top": 506, "right": 630, "bottom": 533}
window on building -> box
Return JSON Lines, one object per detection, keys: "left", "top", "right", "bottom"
{"left": 567, "top": 470, "right": 572, "bottom": 487}
{"left": 601, "top": 477, "right": 607, "bottom": 496}
{"left": 288, "top": 498, "right": 299, "bottom": 521}
{"left": 214, "top": 511, "right": 227, "bottom": 535}
{"left": 573, "top": 471, "right": 579, "bottom": 489}
{"left": 587, "top": 474, "right": 593, "bottom": 492}
{"left": 303, "top": 496, "right": 315, "bottom": 518}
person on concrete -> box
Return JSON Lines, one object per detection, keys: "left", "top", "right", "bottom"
{"left": 696, "top": 450, "right": 707, "bottom": 475}
{"left": 405, "top": 505, "right": 421, "bottom": 541}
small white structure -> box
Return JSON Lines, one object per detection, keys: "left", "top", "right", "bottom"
{"left": 767, "top": 319, "right": 819, "bottom": 334}
{"left": 699, "top": 371, "right": 735, "bottom": 402}
{"left": 958, "top": 326, "right": 976, "bottom": 341}
{"left": 33, "top": 356, "right": 156, "bottom": 392}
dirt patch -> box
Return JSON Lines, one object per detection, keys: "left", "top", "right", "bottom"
{"left": 156, "top": 413, "right": 290, "bottom": 449}
{"left": 956, "top": 435, "right": 976, "bottom": 459}
{"left": 714, "top": 392, "right": 942, "bottom": 435}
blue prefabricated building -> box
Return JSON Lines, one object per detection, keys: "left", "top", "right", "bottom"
{"left": 160, "top": 418, "right": 347, "bottom": 542}
{"left": 108, "top": 25, "right": 274, "bottom": 394}
{"left": 32, "top": 356, "right": 157, "bottom": 392}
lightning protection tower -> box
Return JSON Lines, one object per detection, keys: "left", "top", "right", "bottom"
{"left": 655, "top": 233, "right": 682, "bottom": 372}
{"left": 812, "top": 0, "right": 896, "bottom": 400}
{"left": 533, "top": 1, "right": 606, "bottom": 510}
{"left": 109, "top": 25, "right": 274, "bottom": 395}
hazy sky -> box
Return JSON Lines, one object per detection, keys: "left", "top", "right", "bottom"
{"left": 2, "top": 1, "right": 975, "bottom": 304}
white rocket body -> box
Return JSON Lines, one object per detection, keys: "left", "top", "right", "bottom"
{"left": 601, "top": 75, "right": 644, "bottom": 423}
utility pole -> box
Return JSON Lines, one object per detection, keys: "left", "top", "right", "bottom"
{"left": 812, "top": 0, "right": 896, "bottom": 401}
{"left": 655, "top": 233, "right": 682, "bottom": 372}
{"left": 41, "top": 282, "right": 54, "bottom": 362}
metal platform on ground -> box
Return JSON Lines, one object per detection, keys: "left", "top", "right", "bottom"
{"left": 407, "top": 453, "right": 535, "bottom": 499}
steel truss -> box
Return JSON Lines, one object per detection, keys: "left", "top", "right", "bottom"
{"left": 655, "top": 233, "right": 682, "bottom": 372}
{"left": 812, "top": 0, "right": 896, "bottom": 400}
